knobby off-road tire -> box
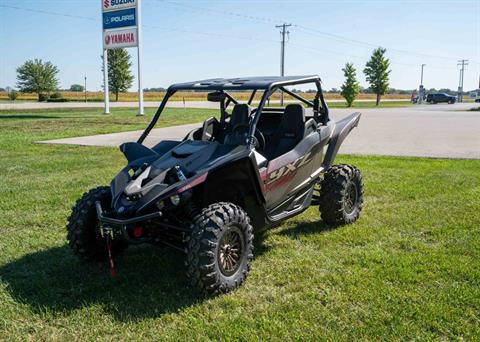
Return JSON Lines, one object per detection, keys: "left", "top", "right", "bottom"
{"left": 186, "top": 202, "right": 254, "bottom": 296}
{"left": 319, "top": 164, "right": 364, "bottom": 225}
{"left": 67, "top": 186, "right": 127, "bottom": 261}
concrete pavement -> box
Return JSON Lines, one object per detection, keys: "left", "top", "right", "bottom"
{"left": 0, "top": 98, "right": 410, "bottom": 111}
{"left": 38, "top": 103, "right": 480, "bottom": 159}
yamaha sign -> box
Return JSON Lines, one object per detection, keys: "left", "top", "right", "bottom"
{"left": 103, "top": 28, "right": 138, "bottom": 49}
{"left": 103, "top": 0, "right": 137, "bottom": 12}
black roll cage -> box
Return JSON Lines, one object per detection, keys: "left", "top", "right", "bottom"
{"left": 137, "top": 76, "right": 329, "bottom": 147}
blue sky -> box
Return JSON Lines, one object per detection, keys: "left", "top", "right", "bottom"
{"left": 1, "top": 0, "right": 479, "bottom": 92}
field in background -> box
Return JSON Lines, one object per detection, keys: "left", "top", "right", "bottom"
{"left": 0, "top": 108, "right": 478, "bottom": 340}
{"left": 0, "top": 90, "right": 411, "bottom": 102}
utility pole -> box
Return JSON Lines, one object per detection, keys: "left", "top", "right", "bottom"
{"left": 84, "top": 76, "right": 87, "bottom": 103}
{"left": 419, "top": 64, "right": 426, "bottom": 104}
{"left": 276, "top": 23, "right": 292, "bottom": 106}
{"left": 420, "top": 64, "right": 426, "bottom": 86}
{"left": 457, "top": 59, "right": 468, "bottom": 103}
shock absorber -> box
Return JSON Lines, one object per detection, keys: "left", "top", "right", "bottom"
{"left": 185, "top": 202, "right": 201, "bottom": 222}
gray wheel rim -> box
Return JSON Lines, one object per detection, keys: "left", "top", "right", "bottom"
{"left": 344, "top": 182, "right": 358, "bottom": 215}
{"left": 217, "top": 225, "right": 244, "bottom": 277}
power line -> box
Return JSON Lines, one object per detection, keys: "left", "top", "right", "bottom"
{"left": 154, "top": 0, "right": 467, "bottom": 63}
{"left": 0, "top": 4, "right": 278, "bottom": 44}
{"left": 0, "top": 4, "right": 97, "bottom": 21}
{"left": 295, "top": 25, "right": 461, "bottom": 62}
{"left": 0, "top": 3, "right": 468, "bottom": 73}
{"left": 153, "top": 0, "right": 282, "bottom": 24}
{"left": 288, "top": 42, "right": 458, "bottom": 70}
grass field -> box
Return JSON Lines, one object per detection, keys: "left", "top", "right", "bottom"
{"left": 0, "top": 108, "right": 479, "bottom": 340}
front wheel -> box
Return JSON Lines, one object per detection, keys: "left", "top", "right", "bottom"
{"left": 319, "top": 164, "right": 364, "bottom": 225}
{"left": 186, "top": 202, "right": 254, "bottom": 296}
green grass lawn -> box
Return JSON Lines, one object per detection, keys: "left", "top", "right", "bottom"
{"left": 0, "top": 108, "right": 479, "bottom": 340}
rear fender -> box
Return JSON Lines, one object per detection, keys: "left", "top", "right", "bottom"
{"left": 321, "top": 112, "right": 361, "bottom": 169}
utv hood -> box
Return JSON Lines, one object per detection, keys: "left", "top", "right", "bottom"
{"left": 110, "top": 140, "right": 246, "bottom": 215}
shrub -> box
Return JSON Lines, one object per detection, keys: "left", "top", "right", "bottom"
{"left": 8, "top": 90, "right": 18, "bottom": 101}
{"left": 49, "top": 91, "right": 63, "bottom": 99}
{"left": 70, "top": 84, "right": 84, "bottom": 92}
{"left": 46, "top": 98, "right": 69, "bottom": 103}
{"left": 38, "top": 93, "right": 48, "bottom": 102}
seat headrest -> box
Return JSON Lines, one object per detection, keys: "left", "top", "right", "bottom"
{"left": 229, "top": 104, "right": 251, "bottom": 127}
{"left": 281, "top": 104, "right": 305, "bottom": 129}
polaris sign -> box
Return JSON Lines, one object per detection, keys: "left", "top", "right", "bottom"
{"left": 103, "top": 0, "right": 137, "bottom": 12}
{"left": 103, "top": 8, "right": 136, "bottom": 30}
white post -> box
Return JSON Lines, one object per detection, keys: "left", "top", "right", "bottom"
{"left": 136, "top": 0, "right": 144, "bottom": 116}
{"left": 103, "top": 49, "right": 110, "bottom": 114}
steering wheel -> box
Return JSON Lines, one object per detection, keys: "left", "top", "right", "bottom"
{"left": 231, "top": 123, "right": 266, "bottom": 151}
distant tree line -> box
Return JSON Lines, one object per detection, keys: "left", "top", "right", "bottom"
{"left": 3, "top": 48, "right": 472, "bottom": 105}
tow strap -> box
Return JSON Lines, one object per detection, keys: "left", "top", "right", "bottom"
{"left": 106, "top": 235, "right": 117, "bottom": 277}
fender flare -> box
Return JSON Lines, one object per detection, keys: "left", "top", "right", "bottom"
{"left": 321, "top": 112, "right": 361, "bottom": 169}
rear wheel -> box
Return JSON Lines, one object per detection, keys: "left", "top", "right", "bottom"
{"left": 186, "top": 202, "right": 254, "bottom": 296}
{"left": 67, "top": 186, "right": 127, "bottom": 261}
{"left": 319, "top": 164, "right": 364, "bottom": 225}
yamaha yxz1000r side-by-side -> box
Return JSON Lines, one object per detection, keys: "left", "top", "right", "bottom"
{"left": 67, "top": 76, "right": 364, "bottom": 295}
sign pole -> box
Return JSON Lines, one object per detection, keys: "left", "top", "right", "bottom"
{"left": 103, "top": 49, "right": 110, "bottom": 114}
{"left": 136, "top": 0, "right": 144, "bottom": 116}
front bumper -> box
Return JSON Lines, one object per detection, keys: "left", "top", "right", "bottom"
{"left": 95, "top": 201, "right": 162, "bottom": 226}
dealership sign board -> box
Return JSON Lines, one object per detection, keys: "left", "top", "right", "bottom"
{"left": 103, "top": 27, "right": 138, "bottom": 49}
{"left": 102, "top": 0, "right": 138, "bottom": 49}
{"left": 102, "top": 0, "right": 144, "bottom": 115}
{"left": 103, "top": 8, "right": 136, "bottom": 30}
{"left": 103, "top": 0, "right": 137, "bottom": 12}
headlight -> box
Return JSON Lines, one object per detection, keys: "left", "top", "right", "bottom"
{"left": 170, "top": 194, "right": 181, "bottom": 206}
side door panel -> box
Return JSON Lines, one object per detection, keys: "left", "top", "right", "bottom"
{"left": 263, "top": 132, "right": 322, "bottom": 209}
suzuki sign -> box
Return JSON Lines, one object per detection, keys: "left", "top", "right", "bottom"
{"left": 103, "top": 0, "right": 137, "bottom": 12}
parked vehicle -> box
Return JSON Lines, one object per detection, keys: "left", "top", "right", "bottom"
{"left": 67, "top": 75, "right": 364, "bottom": 295}
{"left": 426, "top": 93, "right": 456, "bottom": 104}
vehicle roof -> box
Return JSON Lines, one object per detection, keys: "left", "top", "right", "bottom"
{"left": 168, "top": 75, "right": 320, "bottom": 91}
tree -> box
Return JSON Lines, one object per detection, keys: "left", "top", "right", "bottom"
{"left": 340, "top": 63, "right": 360, "bottom": 107}
{"left": 363, "top": 47, "right": 391, "bottom": 106}
{"left": 103, "top": 49, "right": 134, "bottom": 101}
{"left": 16, "top": 59, "right": 59, "bottom": 101}
{"left": 70, "top": 84, "right": 84, "bottom": 92}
